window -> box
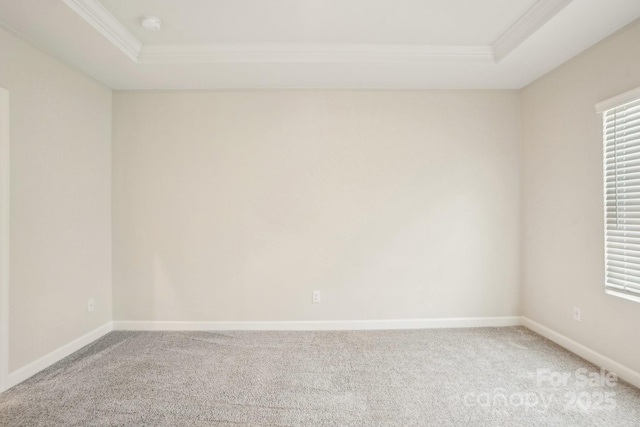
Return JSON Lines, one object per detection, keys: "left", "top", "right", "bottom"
{"left": 599, "top": 88, "right": 640, "bottom": 303}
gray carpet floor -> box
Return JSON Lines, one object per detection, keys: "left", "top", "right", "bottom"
{"left": 0, "top": 327, "right": 639, "bottom": 426}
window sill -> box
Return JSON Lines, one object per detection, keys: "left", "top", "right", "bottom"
{"left": 605, "top": 288, "right": 640, "bottom": 304}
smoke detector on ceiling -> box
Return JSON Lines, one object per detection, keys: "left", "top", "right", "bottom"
{"left": 140, "top": 15, "right": 162, "bottom": 31}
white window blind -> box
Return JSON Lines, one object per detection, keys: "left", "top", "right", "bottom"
{"left": 604, "top": 96, "right": 640, "bottom": 302}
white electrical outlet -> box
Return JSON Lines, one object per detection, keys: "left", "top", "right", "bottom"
{"left": 88, "top": 298, "right": 95, "bottom": 313}
{"left": 573, "top": 306, "right": 581, "bottom": 321}
{"left": 312, "top": 291, "right": 321, "bottom": 304}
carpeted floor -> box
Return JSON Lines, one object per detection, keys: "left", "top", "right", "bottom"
{"left": 0, "top": 327, "right": 639, "bottom": 426}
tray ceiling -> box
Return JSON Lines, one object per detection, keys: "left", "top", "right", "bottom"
{"left": 0, "top": 0, "right": 639, "bottom": 89}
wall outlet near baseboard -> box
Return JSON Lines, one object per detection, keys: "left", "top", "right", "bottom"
{"left": 312, "top": 291, "right": 321, "bottom": 304}
{"left": 88, "top": 298, "right": 95, "bottom": 313}
{"left": 573, "top": 306, "right": 581, "bottom": 321}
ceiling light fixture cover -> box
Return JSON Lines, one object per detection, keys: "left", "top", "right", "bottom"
{"left": 140, "top": 15, "right": 161, "bottom": 31}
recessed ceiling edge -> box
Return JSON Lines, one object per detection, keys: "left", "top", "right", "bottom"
{"left": 62, "top": 0, "right": 142, "bottom": 62}
{"left": 63, "top": 0, "right": 570, "bottom": 65}
{"left": 493, "top": 0, "right": 574, "bottom": 62}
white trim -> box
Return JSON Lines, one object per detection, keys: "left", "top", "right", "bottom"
{"left": 522, "top": 317, "right": 640, "bottom": 389}
{"left": 605, "top": 288, "right": 640, "bottom": 304}
{"left": 113, "top": 316, "right": 522, "bottom": 331}
{"left": 5, "top": 317, "right": 639, "bottom": 394}
{"left": 0, "top": 88, "right": 9, "bottom": 393}
{"left": 595, "top": 86, "right": 640, "bottom": 114}
{"left": 62, "top": 0, "right": 142, "bottom": 62}
{"left": 137, "top": 44, "right": 495, "bottom": 64}
{"left": 5, "top": 322, "right": 113, "bottom": 390}
{"left": 61, "top": 0, "right": 495, "bottom": 65}
{"left": 493, "top": 0, "right": 573, "bottom": 62}
{"left": 61, "top": 0, "right": 573, "bottom": 65}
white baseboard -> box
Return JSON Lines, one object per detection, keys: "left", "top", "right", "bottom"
{"left": 5, "top": 317, "right": 637, "bottom": 394}
{"left": 0, "top": 316, "right": 640, "bottom": 391}
{"left": 0, "top": 316, "right": 519, "bottom": 392}
{"left": 113, "top": 316, "right": 522, "bottom": 331}
{"left": 522, "top": 317, "right": 640, "bottom": 390}
{"left": 5, "top": 322, "right": 113, "bottom": 390}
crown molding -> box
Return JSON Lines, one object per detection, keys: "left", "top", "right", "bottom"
{"left": 62, "top": 0, "right": 494, "bottom": 65}
{"left": 62, "top": 0, "right": 142, "bottom": 62}
{"left": 63, "top": 0, "right": 569, "bottom": 66}
{"left": 493, "top": 0, "right": 573, "bottom": 62}
{"left": 137, "top": 44, "right": 494, "bottom": 64}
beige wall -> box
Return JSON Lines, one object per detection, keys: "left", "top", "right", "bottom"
{"left": 522, "top": 20, "right": 640, "bottom": 373}
{"left": 113, "top": 90, "right": 521, "bottom": 322}
{"left": 1, "top": 10, "right": 638, "bottom": 383}
{"left": 0, "top": 27, "right": 112, "bottom": 371}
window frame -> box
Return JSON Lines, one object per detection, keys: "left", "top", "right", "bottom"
{"left": 597, "top": 86, "right": 640, "bottom": 304}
